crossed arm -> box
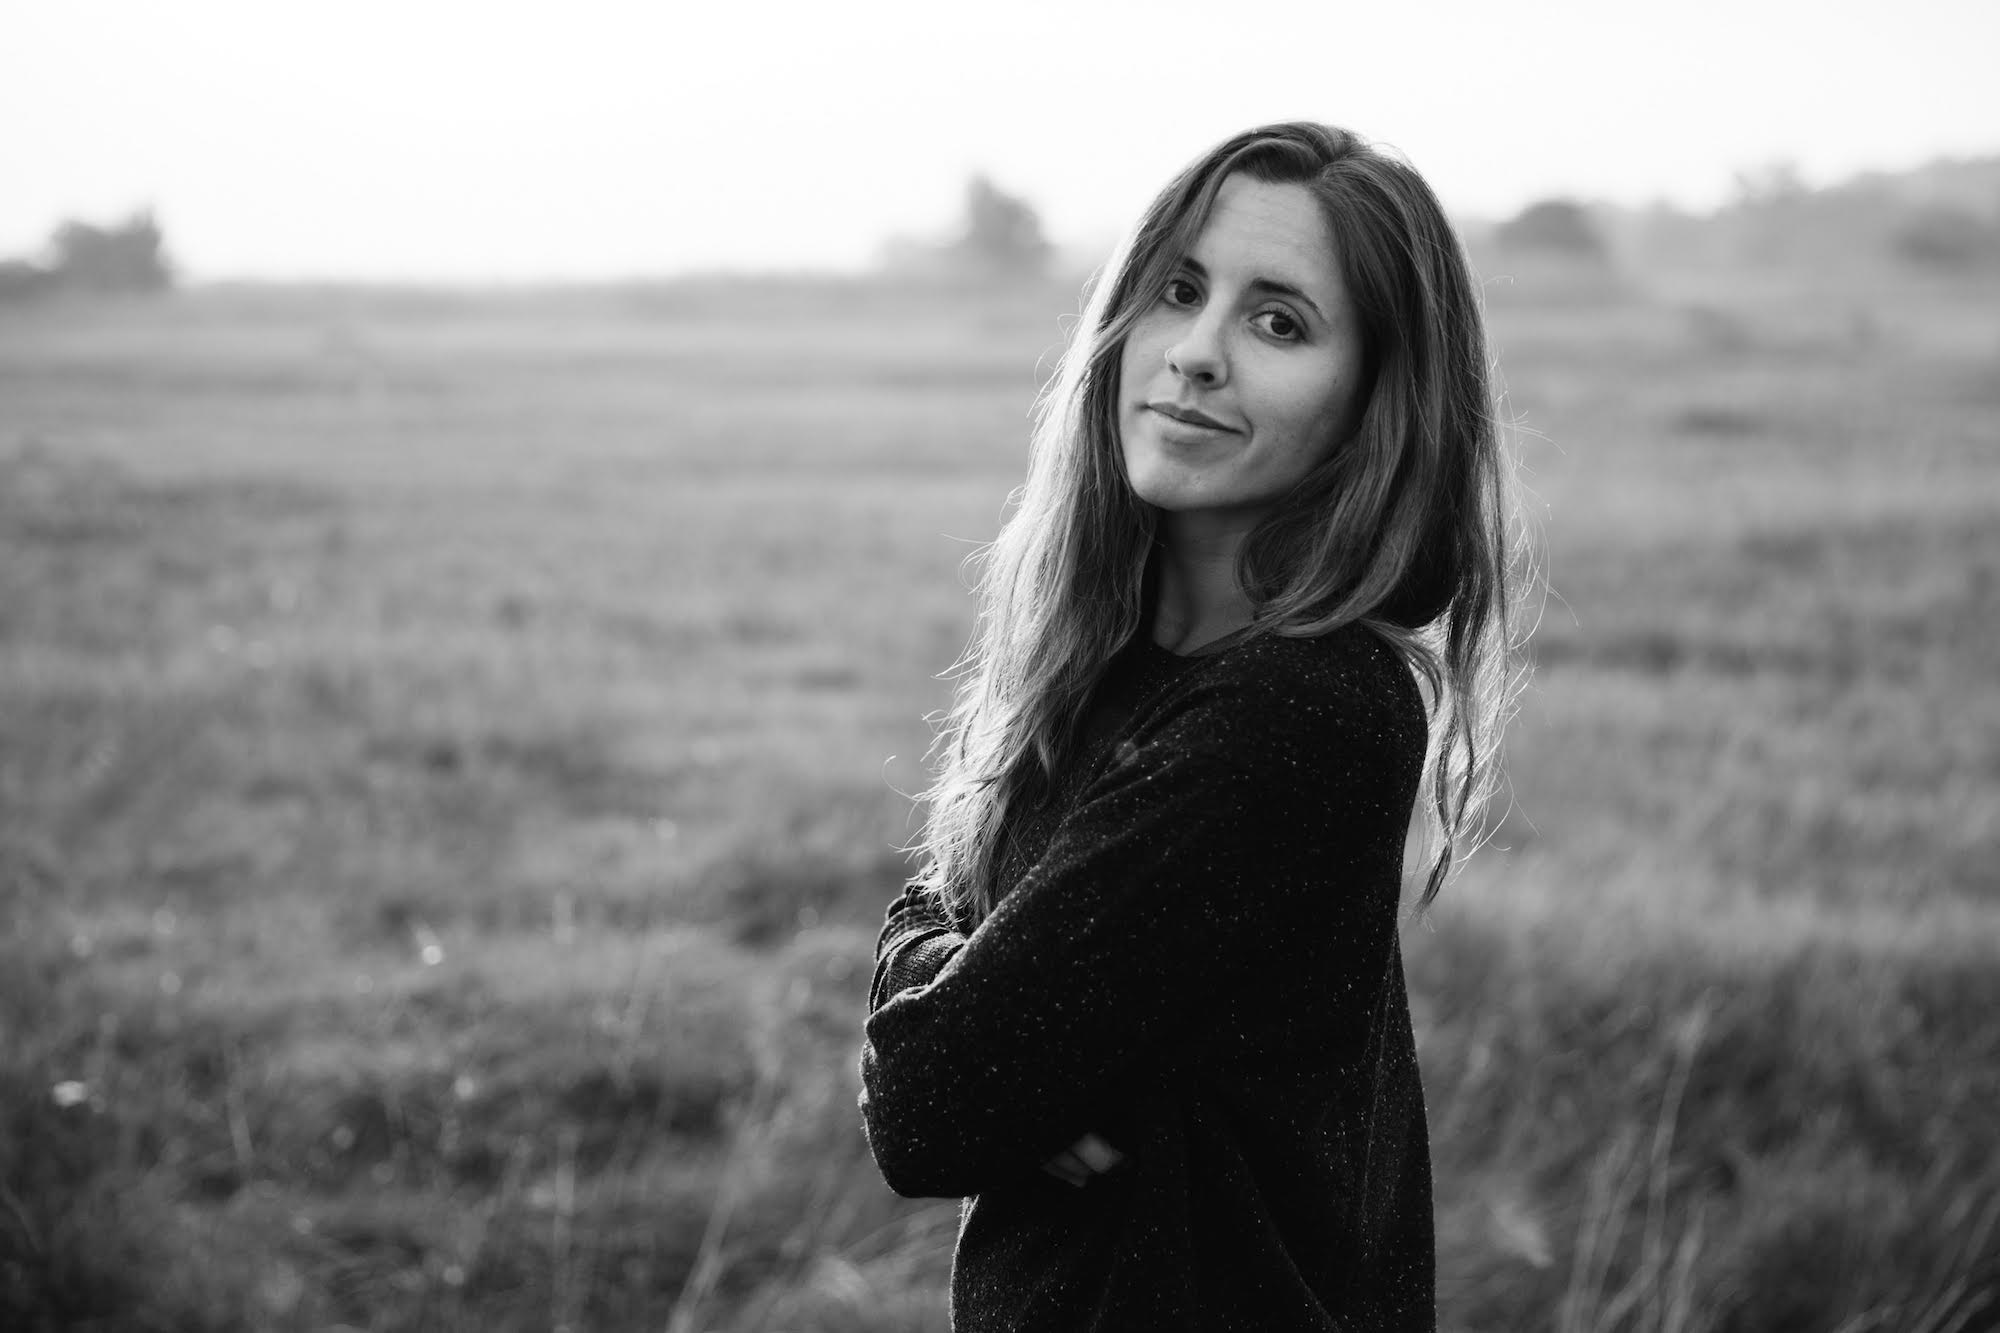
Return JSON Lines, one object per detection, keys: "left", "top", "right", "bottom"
{"left": 870, "top": 894, "right": 1122, "bottom": 1186}
{"left": 855, "top": 663, "right": 1416, "bottom": 1199}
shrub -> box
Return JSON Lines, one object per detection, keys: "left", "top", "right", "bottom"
{"left": 48, "top": 211, "right": 173, "bottom": 291}
{"left": 1894, "top": 206, "right": 2000, "bottom": 270}
{"left": 1496, "top": 199, "right": 1609, "bottom": 261}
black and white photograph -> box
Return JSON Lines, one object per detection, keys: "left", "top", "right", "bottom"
{"left": 4, "top": 2, "right": 1996, "bottom": 1330}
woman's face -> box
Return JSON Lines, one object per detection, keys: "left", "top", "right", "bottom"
{"left": 1117, "top": 174, "right": 1367, "bottom": 533}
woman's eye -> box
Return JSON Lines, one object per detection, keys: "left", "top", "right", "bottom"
{"left": 1255, "top": 310, "right": 1303, "bottom": 341}
{"left": 1162, "top": 277, "right": 1200, "bottom": 307}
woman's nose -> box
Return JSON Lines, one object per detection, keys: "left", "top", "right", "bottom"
{"left": 1165, "top": 314, "right": 1227, "bottom": 386}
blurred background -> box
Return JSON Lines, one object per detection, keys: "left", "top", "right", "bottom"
{"left": 3, "top": 2, "right": 1997, "bottom": 1330}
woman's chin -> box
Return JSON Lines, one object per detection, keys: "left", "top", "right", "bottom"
{"left": 1123, "top": 468, "right": 1200, "bottom": 515}
{"left": 1129, "top": 448, "right": 1246, "bottom": 501}
{"left": 1129, "top": 481, "right": 1255, "bottom": 529}
{"left": 1126, "top": 445, "right": 1226, "bottom": 509}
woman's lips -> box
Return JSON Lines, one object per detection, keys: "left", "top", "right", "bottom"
{"left": 1146, "top": 402, "right": 1238, "bottom": 433}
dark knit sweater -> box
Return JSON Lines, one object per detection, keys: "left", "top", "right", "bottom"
{"left": 858, "top": 624, "right": 1436, "bottom": 1332}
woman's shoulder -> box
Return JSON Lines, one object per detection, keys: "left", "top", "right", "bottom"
{"left": 1157, "top": 622, "right": 1428, "bottom": 753}
{"left": 1207, "top": 622, "right": 1418, "bottom": 704}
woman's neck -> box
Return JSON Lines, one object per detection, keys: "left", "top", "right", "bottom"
{"left": 1150, "top": 510, "right": 1259, "bottom": 654}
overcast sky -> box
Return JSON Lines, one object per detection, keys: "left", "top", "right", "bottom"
{"left": 5, "top": 0, "right": 1996, "bottom": 281}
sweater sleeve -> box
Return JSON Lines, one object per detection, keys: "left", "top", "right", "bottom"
{"left": 857, "top": 644, "right": 1422, "bottom": 1199}
{"left": 867, "top": 878, "right": 968, "bottom": 1012}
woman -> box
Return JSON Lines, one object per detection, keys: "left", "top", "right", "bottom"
{"left": 858, "top": 122, "right": 1520, "bottom": 1332}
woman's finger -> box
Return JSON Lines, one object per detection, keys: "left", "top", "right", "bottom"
{"left": 1041, "top": 1132, "right": 1125, "bottom": 1187}
{"left": 1073, "top": 1133, "right": 1124, "bottom": 1172}
{"left": 1041, "top": 1152, "right": 1089, "bottom": 1186}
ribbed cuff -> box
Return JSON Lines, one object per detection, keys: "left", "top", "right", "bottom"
{"left": 869, "top": 929, "right": 967, "bottom": 1012}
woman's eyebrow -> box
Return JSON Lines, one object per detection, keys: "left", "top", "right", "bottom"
{"left": 1179, "top": 257, "right": 1327, "bottom": 324}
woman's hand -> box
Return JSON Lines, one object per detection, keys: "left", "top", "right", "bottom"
{"left": 1040, "top": 1132, "right": 1125, "bottom": 1187}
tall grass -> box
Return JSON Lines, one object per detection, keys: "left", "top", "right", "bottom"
{"left": 1, "top": 262, "right": 1995, "bottom": 1330}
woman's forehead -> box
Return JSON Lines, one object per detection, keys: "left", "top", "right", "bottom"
{"left": 1182, "top": 175, "right": 1342, "bottom": 302}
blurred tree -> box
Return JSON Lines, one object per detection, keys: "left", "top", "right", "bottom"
{"left": 1730, "top": 160, "right": 1810, "bottom": 210}
{"left": 1894, "top": 206, "right": 2000, "bottom": 270}
{"left": 0, "top": 259, "right": 57, "bottom": 302}
{"left": 1494, "top": 199, "right": 1607, "bottom": 260}
{"left": 951, "top": 175, "right": 1052, "bottom": 278}
{"left": 48, "top": 211, "right": 173, "bottom": 291}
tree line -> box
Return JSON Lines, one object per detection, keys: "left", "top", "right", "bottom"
{"left": 0, "top": 211, "right": 173, "bottom": 301}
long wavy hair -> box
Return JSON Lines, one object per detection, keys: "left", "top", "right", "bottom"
{"left": 911, "top": 121, "right": 1526, "bottom": 928}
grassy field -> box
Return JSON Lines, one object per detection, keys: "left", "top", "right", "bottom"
{"left": 1, "top": 250, "right": 1996, "bottom": 1332}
